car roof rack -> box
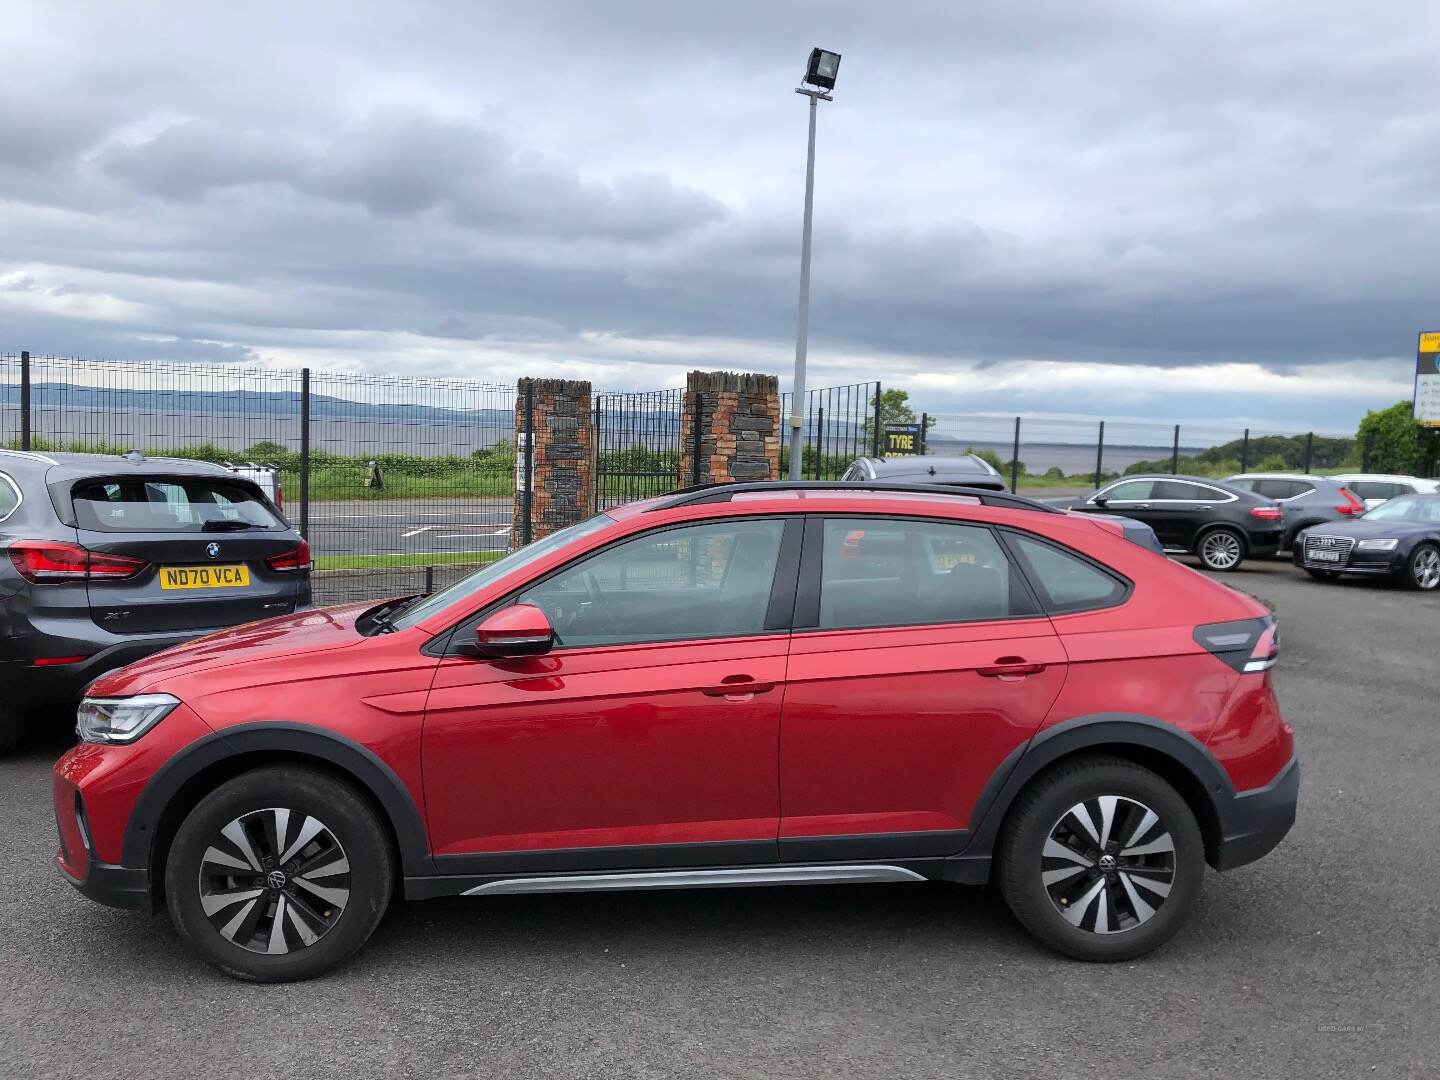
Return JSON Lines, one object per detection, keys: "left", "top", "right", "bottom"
{"left": 647, "top": 481, "right": 1063, "bottom": 514}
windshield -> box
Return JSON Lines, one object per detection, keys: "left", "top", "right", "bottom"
{"left": 1361, "top": 496, "right": 1440, "bottom": 523}
{"left": 71, "top": 476, "right": 285, "bottom": 532}
{"left": 390, "top": 514, "right": 614, "bottom": 629}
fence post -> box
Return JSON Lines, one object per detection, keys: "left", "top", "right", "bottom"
{"left": 1240, "top": 428, "right": 1250, "bottom": 473}
{"left": 591, "top": 397, "right": 601, "bottom": 513}
{"left": 522, "top": 382, "right": 535, "bottom": 546}
{"left": 813, "top": 405, "right": 824, "bottom": 480}
{"left": 871, "top": 383, "right": 883, "bottom": 458}
{"left": 691, "top": 391, "right": 704, "bottom": 485}
{"left": 1171, "top": 424, "right": 1180, "bottom": 474}
{"left": 1094, "top": 421, "right": 1106, "bottom": 490}
{"left": 1303, "top": 431, "right": 1314, "bottom": 474}
{"left": 920, "top": 413, "right": 928, "bottom": 455}
{"left": 423, "top": 565, "right": 435, "bottom": 595}
{"left": 298, "top": 368, "right": 311, "bottom": 540}
{"left": 1010, "top": 416, "right": 1021, "bottom": 494}
{"left": 19, "top": 350, "right": 30, "bottom": 451}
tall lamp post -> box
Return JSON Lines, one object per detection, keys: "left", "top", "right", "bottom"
{"left": 788, "top": 47, "right": 841, "bottom": 480}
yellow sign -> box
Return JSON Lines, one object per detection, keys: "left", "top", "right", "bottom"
{"left": 159, "top": 565, "right": 251, "bottom": 590}
{"left": 1419, "top": 332, "right": 1440, "bottom": 352}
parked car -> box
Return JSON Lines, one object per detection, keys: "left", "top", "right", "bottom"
{"left": 0, "top": 449, "right": 310, "bottom": 754}
{"left": 1294, "top": 493, "right": 1440, "bottom": 590}
{"left": 55, "top": 480, "right": 1296, "bottom": 982}
{"left": 1224, "top": 473, "right": 1366, "bottom": 549}
{"left": 1329, "top": 473, "right": 1440, "bottom": 511}
{"left": 1067, "top": 475, "right": 1283, "bottom": 571}
{"left": 842, "top": 453, "right": 1007, "bottom": 491}
{"left": 225, "top": 463, "right": 285, "bottom": 512}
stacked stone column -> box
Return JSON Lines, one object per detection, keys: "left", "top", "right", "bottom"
{"left": 512, "top": 378, "right": 593, "bottom": 547}
{"left": 678, "top": 371, "right": 781, "bottom": 486}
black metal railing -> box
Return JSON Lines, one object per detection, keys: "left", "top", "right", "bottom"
{"left": 780, "top": 380, "right": 882, "bottom": 479}
{"left": 593, "top": 388, "right": 684, "bottom": 510}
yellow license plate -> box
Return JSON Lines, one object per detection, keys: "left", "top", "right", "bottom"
{"left": 159, "top": 565, "right": 251, "bottom": 590}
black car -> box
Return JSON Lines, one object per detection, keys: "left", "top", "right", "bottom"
{"left": 1068, "top": 475, "right": 1283, "bottom": 572}
{"left": 1294, "top": 493, "right": 1440, "bottom": 590}
{"left": 0, "top": 450, "right": 311, "bottom": 753}
{"left": 841, "top": 453, "right": 1008, "bottom": 491}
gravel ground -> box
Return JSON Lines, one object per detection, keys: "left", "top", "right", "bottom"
{"left": 1, "top": 559, "right": 1436, "bottom": 1079}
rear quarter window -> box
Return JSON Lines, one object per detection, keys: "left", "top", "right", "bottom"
{"left": 0, "top": 474, "right": 19, "bottom": 521}
{"left": 1006, "top": 532, "right": 1129, "bottom": 614}
{"left": 71, "top": 477, "right": 284, "bottom": 533}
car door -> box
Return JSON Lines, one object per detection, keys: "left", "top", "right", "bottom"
{"left": 776, "top": 515, "right": 1068, "bottom": 861}
{"left": 421, "top": 516, "right": 800, "bottom": 871}
{"left": 1144, "top": 479, "right": 1219, "bottom": 548}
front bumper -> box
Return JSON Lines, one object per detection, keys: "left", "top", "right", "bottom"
{"left": 1214, "top": 755, "right": 1299, "bottom": 871}
{"left": 56, "top": 853, "right": 156, "bottom": 913}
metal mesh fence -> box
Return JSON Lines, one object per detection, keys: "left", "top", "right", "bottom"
{"left": 593, "top": 388, "right": 684, "bottom": 510}
{"left": 0, "top": 353, "right": 20, "bottom": 448}
{"left": 925, "top": 413, "right": 1359, "bottom": 493}
{"left": 780, "top": 381, "right": 880, "bottom": 479}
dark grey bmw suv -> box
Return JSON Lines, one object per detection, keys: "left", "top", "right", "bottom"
{"left": 0, "top": 449, "right": 311, "bottom": 753}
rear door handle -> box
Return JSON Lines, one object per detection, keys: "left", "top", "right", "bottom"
{"left": 701, "top": 675, "right": 775, "bottom": 698}
{"left": 976, "top": 657, "right": 1047, "bottom": 679}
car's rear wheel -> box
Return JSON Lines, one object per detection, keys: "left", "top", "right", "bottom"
{"left": 0, "top": 707, "right": 24, "bottom": 756}
{"left": 1402, "top": 543, "right": 1440, "bottom": 591}
{"left": 997, "top": 757, "right": 1204, "bottom": 962}
{"left": 1196, "top": 527, "right": 1245, "bottom": 572}
{"left": 165, "top": 766, "right": 394, "bottom": 983}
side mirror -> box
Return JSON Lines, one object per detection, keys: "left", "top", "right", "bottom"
{"left": 471, "top": 604, "right": 553, "bottom": 658}
{"left": 1092, "top": 495, "right": 1109, "bottom": 507}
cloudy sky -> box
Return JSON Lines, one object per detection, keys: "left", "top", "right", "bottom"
{"left": 3, "top": 0, "right": 1437, "bottom": 432}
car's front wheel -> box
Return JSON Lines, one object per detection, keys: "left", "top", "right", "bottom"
{"left": 997, "top": 756, "right": 1204, "bottom": 962}
{"left": 1196, "top": 527, "right": 1246, "bottom": 572}
{"left": 165, "top": 766, "right": 394, "bottom": 983}
{"left": 1401, "top": 542, "right": 1440, "bottom": 591}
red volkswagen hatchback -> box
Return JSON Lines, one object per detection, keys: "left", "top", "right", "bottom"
{"left": 54, "top": 483, "right": 1297, "bottom": 982}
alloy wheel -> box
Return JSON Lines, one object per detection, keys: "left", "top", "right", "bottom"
{"left": 1414, "top": 547, "right": 1440, "bottom": 590}
{"left": 197, "top": 807, "right": 351, "bottom": 955}
{"left": 1200, "top": 530, "right": 1242, "bottom": 570}
{"left": 1041, "top": 795, "right": 1176, "bottom": 935}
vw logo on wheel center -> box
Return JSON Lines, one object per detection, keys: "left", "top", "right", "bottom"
{"left": 206, "top": 542, "right": 221, "bottom": 559}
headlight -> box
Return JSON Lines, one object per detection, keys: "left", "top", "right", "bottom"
{"left": 1355, "top": 538, "right": 1399, "bottom": 551}
{"left": 76, "top": 693, "right": 180, "bottom": 744}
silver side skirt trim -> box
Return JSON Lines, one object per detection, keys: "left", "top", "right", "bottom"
{"left": 461, "top": 864, "right": 928, "bottom": 897}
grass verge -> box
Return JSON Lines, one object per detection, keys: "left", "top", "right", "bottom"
{"left": 313, "top": 550, "right": 506, "bottom": 571}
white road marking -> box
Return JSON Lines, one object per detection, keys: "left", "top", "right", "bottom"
{"left": 400, "top": 526, "right": 436, "bottom": 538}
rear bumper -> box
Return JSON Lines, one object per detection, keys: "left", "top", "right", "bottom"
{"left": 1245, "top": 531, "right": 1283, "bottom": 557}
{"left": 1214, "top": 755, "right": 1299, "bottom": 871}
{"left": 3, "top": 631, "right": 203, "bottom": 709}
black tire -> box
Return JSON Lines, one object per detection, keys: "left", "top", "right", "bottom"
{"left": 1401, "top": 542, "right": 1440, "bottom": 591}
{"left": 1305, "top": 568, "right": 1339, "bottom": 582}
{"left": 165, "top": 766, "right": 394, "bottom": 983}
{"left": 997, "top": 756, "right": 1205, "bottom": 962}
{"left": 0, "top": 708, "right": 24, "bottom": 756}
{"left": 1195, "top": 526, "right": 1246, "bottom": 572}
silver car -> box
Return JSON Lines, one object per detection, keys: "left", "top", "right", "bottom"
{"left": 1225, "top": 473, "right": 1366, "bottom": 550}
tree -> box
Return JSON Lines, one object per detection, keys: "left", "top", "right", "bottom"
{"left": 863, "top": 389, "right": 937, "bottom": 439}
{"left": 1355, "top": 401, "right": 1425, "bottom": 474}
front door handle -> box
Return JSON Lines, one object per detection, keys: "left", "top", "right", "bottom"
{"left": 976, "top": 657, "right": 1047, "bottom": 679}
{"left": 701, "top": 674, "right": 775, "bottom": 699}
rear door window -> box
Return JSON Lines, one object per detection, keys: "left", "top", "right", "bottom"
{"left": 72, "top": 477, "right": 285, "bottom": 532}
{"left": 1151, "top": 480, "right": 1206, "bottom": 500}
{"left": 1252, "top": 479, "right": 1302, "bottom": 499}
{"left": 1096, "top": 480, "right": 1153, "bottom": 502}
{"left": 815, "top": 518, "right": 1031, "bottom": 629}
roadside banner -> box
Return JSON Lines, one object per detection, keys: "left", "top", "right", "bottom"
{"left": 884, "top": 424, "right": 922, "bottom": 456}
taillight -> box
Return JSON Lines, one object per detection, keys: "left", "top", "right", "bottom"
{"left": 1194, "top": 616, "right": 1279, "bottom": 673}
{"left": 8, "top": 541, "right": 147, "bottom": 583}
{"left": 275, "top": 484, "right": 284, "bottom": 511}
{"left": 1249, "top": 506, "right": 1283, "bottom": 520}
{"left": 266, "top": 539, "right": 311, "bottom": 572}
{"left": 1336, "top": 488, "right": 1364, "bottom": 515}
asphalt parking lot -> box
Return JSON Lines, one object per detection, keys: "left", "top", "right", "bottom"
{"left": 2, "top": 559, "right": 1436, "bottom": 1079}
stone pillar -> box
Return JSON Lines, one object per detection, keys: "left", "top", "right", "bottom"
{"left": 678, "top": 371, "right": 781, "bottom": 486}
{"left": 513, "top": 378, "right": 593, "bottom": 547}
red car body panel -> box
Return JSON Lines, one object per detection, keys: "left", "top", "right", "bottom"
{"left": 53, "top": 487, "right": 1297, "bottom": 911}
{"left": 423, "top": 634, "right": 787, "bottom": 855}
{"left": 780, "top": 618, "right": 1067, "bottom": 837}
